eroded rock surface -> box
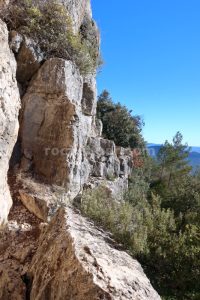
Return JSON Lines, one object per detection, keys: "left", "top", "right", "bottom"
{"left": 87, "top": 137, "right": 132, "bottom": 179}
{"left": 15, "top": 35, "right": 44, "bottom": 86}
{"left": 20, "top": 58, "right": 94, "bottom": 199}
{"left": 20, "top": 56, "right": 133, "bottom": 201}
{"left": 0, "top": 174, "right": 42, "bottom": 300}
{"left": 0, "top": 20, "right": 20, "bottom": 225}
{"left": 29, "top": 208, "right": 161, "bottom": 300}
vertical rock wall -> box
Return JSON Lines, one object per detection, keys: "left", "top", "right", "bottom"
{"left": 20, "top": 58, "right": 94, "bottom": 199}
{"left": 0, "top": 0, "right": 133, "bottom": 217}
{"left": 18, "top": 0, "right": 132, "bottom": 200}
{"left": 0, "top": 20, "right": 20, "bottom": 225}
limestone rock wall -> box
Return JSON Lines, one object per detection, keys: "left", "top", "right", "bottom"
{"left": 0, "top": 20, "right": 20, "bottom": 225}
{"left": 20, "top": 57, "right": 133, "bottom": 200}
{"left": 0, "top": 0, "right": 132, "bottom": 215}
{"left": 20, "top": 58, "right": 94, "bottom": 199}
{"left": 87, "top": 137, "right": 132, "bottom": 179}
{"left": 29, "top": 208, "right": 161, "bottom": 300}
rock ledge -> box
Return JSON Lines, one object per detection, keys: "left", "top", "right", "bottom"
{"left": 29, "top": 208, "right": 161, "bottom": 300}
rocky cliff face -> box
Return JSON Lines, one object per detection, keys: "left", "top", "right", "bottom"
{"left": 20, "top": 58, "right": 94, "bottom": 199}
{"left": 0, "top": 19, "right": 20, "bottom": 224}
{"left": 20, "top": 56, "right": 132, "bottom": 199}
{"left": 0, "top": 0, "right": 131, "bottom": 221}
{"left": 0, "top": 0, "right": 160, "bottom": 298}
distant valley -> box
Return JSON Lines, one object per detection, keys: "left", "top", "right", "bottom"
{"left": 147, "top": 144, "right": 200, "bottom": 170}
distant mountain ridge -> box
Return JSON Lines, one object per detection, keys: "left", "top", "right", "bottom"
{"left": 147, "top": 143, "right": 200, "bottom": 170}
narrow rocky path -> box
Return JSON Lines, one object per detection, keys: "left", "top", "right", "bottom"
{"left": 0, "top": 172, "right": 42, "bottom": 300}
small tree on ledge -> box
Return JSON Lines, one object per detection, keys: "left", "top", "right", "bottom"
{"left": 97, "top": 90, "right": 145, "bottom": 150}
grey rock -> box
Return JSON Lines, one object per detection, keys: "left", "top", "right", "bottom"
{"left": 29, "top": 207, "right": 161, "bottom": 300}
{"left": 0, "top": 20, "right": 20, "bottom": 225}
{"left": 60, "top": 0, "right": 91, "bottom": 33}
{"left": 15, "top": 36, "right": 44, "bottom": 85}
{"left": 91, "top": 117, "right": 103, "bottom": 137}
{"left": 20, "top": 58, "right": 94, "bottom": 199}
{"left": 9, "top": 30, "right": 23, "bottom": 54}
{"left": 81, "top": 75, "right": 97, "bottom": 116}
{"left": 86, "top": 137, "right": 132, "bottom": 179}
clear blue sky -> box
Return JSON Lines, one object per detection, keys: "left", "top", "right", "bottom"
{"left": 91, "top": 0, "right": 200, "bottom": 146}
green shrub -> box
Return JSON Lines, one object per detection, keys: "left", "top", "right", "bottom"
{"left": 80, "top": 185, "right": 168, "bottom": 256}
{"left": 81, "top": 184, "right": 148, "bottom": 252}
{"left": 80, "top": 180, "right": 200, "bottom": 299}
{"left": 3, "top": 0, "right": 101, "bottom": 75}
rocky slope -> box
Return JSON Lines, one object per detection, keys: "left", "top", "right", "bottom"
{"left": 29, "top": 208, "right": 160, "bottom": 300}
{"left": 0, "top": 0, "right": 161, "bottom": 298}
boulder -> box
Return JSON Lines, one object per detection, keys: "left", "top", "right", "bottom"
{"left": 19, "top": 190, "right": 49, "bottom": 221}
{"left": 29, "top": 208, "right": 161, "bottom": 300}
{"left": 0, "top": 20, "right": 20, "bottom": 225}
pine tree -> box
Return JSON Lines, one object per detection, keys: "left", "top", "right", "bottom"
{"left": 157, "top": 132, "right": 192, "bottom": 188}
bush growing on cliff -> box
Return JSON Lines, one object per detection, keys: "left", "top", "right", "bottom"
{"left": 80, "top": 183, "right": 200, "bottom": 299}
{"left": 80, "top": 133, "right": 200, "bottom": 299}
{"left": 97, "top": 90, "right": 145, "bottom": 149}
{"left": 3, "top": 0, "right": 101, "bottom": 75}
{"left": 80, "top": 184, "right": 177, "bottom": 258}
{"left": 80, "top": 184, "right": 151, "bottom": 253}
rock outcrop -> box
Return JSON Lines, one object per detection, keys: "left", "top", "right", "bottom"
{"left": 20, "top": 58, "right": 133, "bottom": 200}
{"left": 0, "top": 20, "right": 20, "bottom": 225}
{"left": 29, "top": 208, "right": 161, "bottom": 300}
{"left": 12, "top": 33, "right": 44, "bottom": 87}
{"left": 61, "top": 0, "right": 92, "bottom": 33}
{"left": 1, "top": 0, "right": 131, "bottom": 203}
{"left": 20, "top": 58, "right": 93, "bottom": 199}
{"left": 87, "top": 138, "right": 132, "bottom": 179}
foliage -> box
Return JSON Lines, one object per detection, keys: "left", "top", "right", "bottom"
{"left": 143, "top": 133, "right": 200, "bottom": 299}
{"left": 97, "top": 90, "right": 145, "bottom": 149}
{"left": 151, "top": 132, "right": 195, "bottom": 213}
{"left": 81, "top": 184, "right": 150, "bottom": 253}
{"left": 80, "top": 132, "right": 200, "bottom": 299}
{"left": 80, "top": 185, "right": 177, "bottom": 257}
{"left": 3, "top": 0, "right": 101, "bottom": 75}
{"left": 156, "top": 132, "right": 191, "bottom": 188}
